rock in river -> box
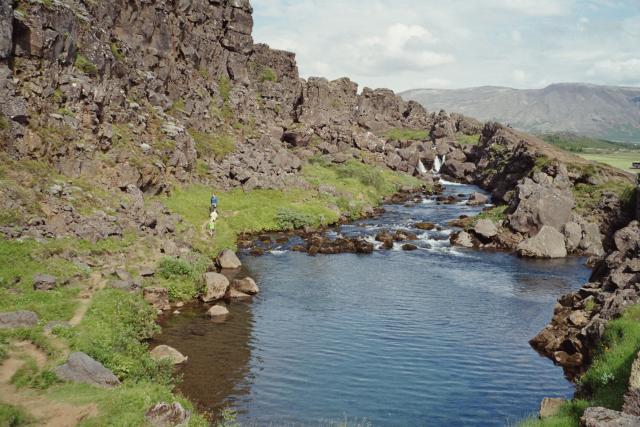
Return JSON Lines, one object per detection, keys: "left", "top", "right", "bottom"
{"left": 54, "top": 352, "right": 120, "bottom": 388}
{"left": 517, "top": 226, "right": 567, "bottom": 259}
{"left": 216, "top": 249, "right": 242, "bottom": 269}
{"left": 207, "top": 304, "right": 229, "bottom": 318}
{"left": 474, "top": 219, "right": 498, "bottom": 240}
{"left": 150, "top": 345, "right": 188, "bottom": 365}
{"left": 202, "top": 273, "right": 230, "bottom": 302}
{"left": 231, "top": 277, "right": 259, "bottom": 295}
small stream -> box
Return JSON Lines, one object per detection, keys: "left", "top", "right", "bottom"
{"left": 153, "top": 182, "right": 591, "bottom": 426}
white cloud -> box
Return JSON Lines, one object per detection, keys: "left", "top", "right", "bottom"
{"left": 487, "top": 0, "right": 573, "bottom": 16}
{"left": 588, "top": 58, "right": 640, "bottom": 83}
{"left": 511, "top": 30, "right": 523, "bottom": 43}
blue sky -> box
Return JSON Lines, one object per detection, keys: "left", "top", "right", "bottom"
{"left": 252, "top": 0, "right": 640, "bottom": 91}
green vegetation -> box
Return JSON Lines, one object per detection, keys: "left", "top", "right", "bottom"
{"left": 518, "top": 304, "right": 640, "bottom": 426}
{"left": 385, "top": 128, "right": 429, "bottom": 141}
{"left": 572, "top": 180, "right": 636, "bottom": 217}
{"left": 466, "top": 205, "right": 508, "bottom": 229}
{"left": 456, "top": 133, "right": 480, "bottom": 145}
{"left": 163, "top": 159, "right": 422, "bottom": 254}
{"left": 156, "top": 256, "right": 209, "bottom": 301}
{"left": 11, "top": 358, "right": 59, "bottom": 390}
{"left": 188, "top": 129, "right": 237, "bottom": 160}
{"left": 258, "top": 67, "right": 278, "bottom": 83}
{"left": 542, "top": 134, "right": 640, "bottom": 154}
{"left": 109, "top": 42, "right": 125, "bottom": 62}
{"left": 168, "top": 97, "right": 186, "bottom": 117}
{"left": 0, "top": 403, "right": 32, "bottom": 427}
{"left": 74, "top": 55, "right": 98, "bottom": 76}
{"left": 0, "top": 113, "right": 9, "bottom": 131}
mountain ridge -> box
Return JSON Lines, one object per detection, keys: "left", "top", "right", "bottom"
{"left": 400, "top": 83, "right": 640, "bottom": 143}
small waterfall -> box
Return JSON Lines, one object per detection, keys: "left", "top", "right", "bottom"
{"left": 417, "top": 160, "right": 428, "bottom": 175}
{"left": 432, "top": 155, "right": 446, "bottom": 174}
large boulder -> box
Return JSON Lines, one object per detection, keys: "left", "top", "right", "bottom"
{"left": 202, "top": 273, "right": 230, "bottom": 302}
{"left": 450, "top": 231, "right": 474, "bottom": 248}
{"left": 0, "top": 311, "right": 39, "bottom": 329}
{"left": 580, "top": 407, "right": 640, "bottom": 426}
{"left": 509, "top": 173, "right": 575, "bottom": 236}
{"left": 54, "top": 352, "right": 120, "bottom": 388}
{"left": 150, "top": 345, "right": 187, "bottom": 365}
{"left": 580, "top": 222, "right": 604, "bottom": 257}
{"left": 143, "top": 287, "right": 171, "bottom": 311}
{"left": 540, "top": 398, "right": 565, "bottom": 418}
{"left": 231, "top": 277, "right": 259, "bottom": 295}
{"left": 563, "top": 221, "right": 582, "bottom": 252}
{"left": 468, "top": 192, "right": 489, "bottom": 206}
{"left": 145, "top": 402, "right": 190, "bottom": 427}
{"left": 216, "top": 249, "right": 242, "bottom": 269}
{"left": 474, "top": 219, "right": 498, "bottom": 240}
{"left": 614, "top": 221, "right": 640, "bottom": 256}
{"left": 517, "top": 226, "right": 567, "bottom": 258}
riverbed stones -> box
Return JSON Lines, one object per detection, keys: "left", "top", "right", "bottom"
{"left": 0, "top": 310, "right": 39, "bottom": 329}
{"left": 231, "top": 277, "right": 259, "bottom": 295}
{"left": 150, "top": 345, "right": 187, "bottom": 365}
{"left": 207, "top": 304, "right": 229, "bottom": 318}
{"left": 202, "top": 273, "right": 230, "bottom": 302}
{"left": 517, "top": 226, "right": 567, "bottom": 259}
{"left": 143, "top": 287, "right": 171, "bottom": 311}
{"left": 402, "top": 244, "right": 418, "bottom": 251}
{"left": 33, "top": 274, "right": 57, "bottom": 291}
{"left": 375, "top": 231, "right": 395, "bottom": 249}
{"left": 54, "top": 352, "right": 120, "bottom": 388}
{"left": 145, "top": 402, "right": 190, "bottom": 427}
{"left": 580, "top": 407, "right": 640, "bottom": 426}
{"left": 216, "top": 249, "right": 242, "bottom": 269}
{"left": 415, "top": 222, "right": 436, "bottom": 230}
{"left": 540, "top": 397, "right": 566, "bottom": 418}
{"left": 474, "top": 219, "right": 498, "bottom": 240}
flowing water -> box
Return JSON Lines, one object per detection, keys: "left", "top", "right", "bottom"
{"left": 154, "top": 182, "right": 591, "bottom": 427}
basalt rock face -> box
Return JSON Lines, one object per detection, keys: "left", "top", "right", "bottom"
{"left": 530, "top": 220, "right": 640, "bottom": 376}
{"left": 1, "top": 0, "right": 479, "bottom": 239}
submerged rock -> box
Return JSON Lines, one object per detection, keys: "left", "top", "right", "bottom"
{"left": 54, "top": 352, "right": 120, "bottom": 388}
{"left": 150, "top": 345, "right": 187, "bottom": 365}
{"left": 517, "top": 226, "right": 567, "bottom": 259}
{"left": 207, "top": 304, "right": 229, "bottom": 318}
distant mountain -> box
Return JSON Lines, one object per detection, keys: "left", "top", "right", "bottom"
{"left": 400, "top": 83, "right": 640, "bottom": 143}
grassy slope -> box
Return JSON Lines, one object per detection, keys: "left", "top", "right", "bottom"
{"left": 518, "top": 304, "right": 640, "bottom": 426}
{"left": 580, "top": 153, "right": 640, "bottom": 173}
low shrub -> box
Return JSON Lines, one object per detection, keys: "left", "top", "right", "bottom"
{"left": 0, "top": 403, "right": 32, "bottom": 427}
{"left": 276, "top": 208, "right": 316, "bottom": 230}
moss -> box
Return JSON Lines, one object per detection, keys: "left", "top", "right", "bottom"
{"left": 456, "top": 133, "right": 480, "bottom": 145}
{"left": 0, "top": 114, "right": 9, "bottom": 131}
{"left": 188, "top": 129, "right": 236, "bottom": 160}
{"left": 109, "top": 42, "right": 124, "bottom": 62}
{"left": 168, "top": 98, "right": 186, "bottom": 117}
{"left": 385, "top": 128, "right": 429, "bottom": 141}
{"left": 218, "top": 76, "right": 232, "bottom": 104}
{"left": 258, "top": 67, "right": 278, "bottom": 83}
{"left": 74, "top": 54, "right": 98, "bottom": 76}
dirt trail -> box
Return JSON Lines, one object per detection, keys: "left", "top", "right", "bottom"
{"left": 0, "top": 342, "right": 98, "bottom": 426}
{"left": 0, "top": 270, "right": 110, "bottom": 426}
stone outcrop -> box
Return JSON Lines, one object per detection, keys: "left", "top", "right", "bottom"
{"left": 530, "top": 220, "right": 640, "bottom": 374}
{"left": 145, "top": 402, "right": 190, "bottom": 427}
{"left": 580, "top": 407, "right": 640, "bottom": 426}
{"left": 216, "top": 250, "right": 242, "bottom": 269}
{"left": 54, "top": 352, "right": 120, "bottom": 388}
{"left": 202, "top": 273, "right": 230, "bottom": 302}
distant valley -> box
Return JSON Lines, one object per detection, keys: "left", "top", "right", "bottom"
{"left": 401, "top": 83, "right": 640, "bottom": 143}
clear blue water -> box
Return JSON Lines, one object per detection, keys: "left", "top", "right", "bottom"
{"left": 154, "top": 182, "right": 591, "bottom": 426}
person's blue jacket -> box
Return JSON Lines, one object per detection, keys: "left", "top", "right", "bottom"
{"left": 211, "top": 195, "right": 218, "bottom": 207}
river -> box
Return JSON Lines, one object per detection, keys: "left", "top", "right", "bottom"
{"left": 153, "top": 182, "right": 591, "bottom": 426}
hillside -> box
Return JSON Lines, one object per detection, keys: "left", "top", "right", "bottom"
{"left": 400, "top": 83, "right": 640, "bottom": 143}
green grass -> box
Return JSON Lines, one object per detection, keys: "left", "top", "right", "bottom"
{"left": 456, "top": 133, "right": 480, "bottom": 145}
{"left": 0, "top": 403, "right": 33, "bottom": 427}
{"left": 542, "top": 134, "right": 640, "bottom": 154}
{"left": 384, "top": 128, "right": 429, "bottom": 141}
{"left": 517, "top": 304, "right": 640, "bottom": 426}
{"left": 163, "top": 159, "right": 422, "bottom": 255}
{"left": 155, "top": 256, "right": 209, "bottom": 301}
{"left": 579, "top": 152, "right": 640, "bottom": 172}
{"left": 75, "top": 55, "right": 98, "bottom": 76}
{"left": 188, "top": 129, "right": 237, "bottom": 160}
{"left": 45, "top": 382, "right": 208, "bottom": 427}
{"left": 69, "top": 288, "right": 171, "bottom": 384}
{"left": 465, "top": 205, "right": 507, "bottom": 230}
{"left": 258, "top": 67, "right": 278, "bottom": 83}
{"left": 572, "top": 180, "right": 636, "bottom": 217}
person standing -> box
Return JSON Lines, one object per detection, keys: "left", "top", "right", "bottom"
{"left": 208, "top": 209, "right": 218, "bottom": 237}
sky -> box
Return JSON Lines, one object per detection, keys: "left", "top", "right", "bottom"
{"left": 251, "top": 0, "right": 640, "bottom": 92}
